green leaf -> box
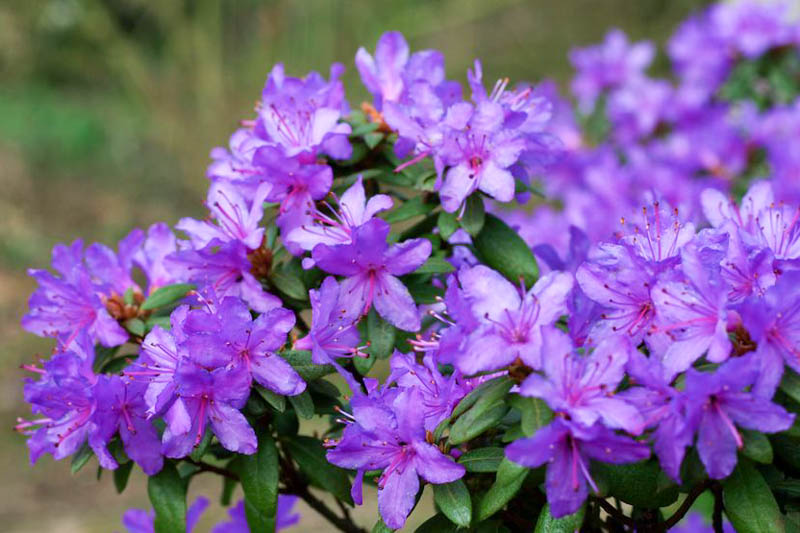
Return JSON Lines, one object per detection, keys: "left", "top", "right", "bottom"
{"left": 475, "top": 458, "right": 529, "bottom": 521}
{"left": 534, "top": 503, "right": 586, "bottom": 533}
{"left": 742, "top": 429, "right": 773, "bottom": 464}
{"left": 269, "top": 271, "right": 308, "bottom": 301}
{"left": 190, "top": 429, "right": 213, "bottom": 462}
{"left": 384, "top": 196, "right": 435, "bottom": 224}
{"left": 145, "top": 316, "right": 172, "bottom": 331}
{"left": 350, "top": 122, "right": 379, "bottom": 136}
{"left": 123, "top": 318, "right": 146, "bottom": 337}
{"left": 372, "top": 518, "right": 395, "bottom": 533}
{"left": 449, "top": 376, "right": 513, "bottom": 444}
{"left": 452, "top": 376, "right": 513, "bottom": 418}
{"left": 71, "top": 442, "right": 93, "bottom": 474}
{"left": 449, "top": 401, "right": 509, "bottom": 445}
{"left": 288, "top": 390, "right": 314, "bottom": 420}
{"left": 101, "top": 354, "right": 136, "bottom": 374}
{"left": 367, "top": 309, "right": 396, "bottom": 359}
{"left": 438, "top": 211, "right": 458, "bottom": 240}
{"left": 221, "top": 472, "right": 237, "bottom": 506}
{"left": 416, "top": 256, "right": 455, "bottom": 274}
{"left": 148, "top": 462, "right": 187, "bottom": 533}
{"left": 473, "top": 214, "right": 538, "bottom": 288}
{"left": 592, "top": 460, "right": 679, "bottom": 509}
{"left": 141, "top": 283, "right": 195, "bottom": 311}
{"left": 433, "top": 479, "right": 472, "bottom": 527}
{"left": 415, "top": 513, "right": 460, "bottom": 533}
{"left": 461, "top": 194, "right": 486, "bottom": 236}
{"left": 113, "top": 460, "right": 134, "bottom": 494}
{"left": 509, "top": 395, "right": 553, "bottom": 437}
{"left": 364, "top": 131, "right": 385, "bottom": 149}
{"left": 281, "top": 350, "right": 335, "bottom": 381}
{"left": 256, "top": 386, "right": 286, "bottom": 413}
{"left": 354, "top": 351, "right": 376, "bottom": 375}
{"left": 780, "top": 369, "right": 800, "bottom": 404}
{"left": 232, "top": 428, "right": 279, "bottom": 533}
{"left": 286, "top": 436, "right": 353, "bottom": 505}
{"left": 723, "top": 459, "right": 785, "bottom": 533}
{"left": 93, "top": 345, "right": 120, "bottom": 373}
{"left": 458, "top": 447, "right": 505, "bottom": 473}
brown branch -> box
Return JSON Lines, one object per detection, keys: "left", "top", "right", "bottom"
{"left": 595, "top": 497, "right": 636, "bottom": 530}
{"left": 186, "top": 458, "right": 240, "bottom": 482}
{"left": 663, "top": 480, "right": 712, "bottom": 530}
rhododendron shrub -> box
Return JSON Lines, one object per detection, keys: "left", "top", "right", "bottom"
{"left": 17, "top": 2, "right": 800, "bottom": 532}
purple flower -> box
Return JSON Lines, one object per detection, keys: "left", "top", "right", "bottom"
{"left": 685, "top": 355, "right": 794, "bottom": 479}
{"left": 740, "top": 270, "right": 800, "bottom": 397}
{"left": 256, "top": 63, "right": 351, "bottom": 162}
{"left": 162, "top": 361, "right": 256, "bottom": 458}
{"left": 356, "top": 31, "right": 410, "bottom": 107}
{"left": 569, "top": 29, "right": 654, "bottom": 113}
{"left": 312, "top": 219, "right": 431, "bottom": 331}
{"left": 17, "top": 336, "right": 97, "bottom": 464}
{"left": 176, "top": 180, "right": 270, "bottom": 251}
{"left": 286, "top": 175, "right": 393, "bottom": 258}
{"left": 387, "top": 351, "right": 469, "bottom": 432}
{"left": 445, "top": 265, "right": 573, "bottom": 374}
{"left": 620, "top": 350, "right": 693, "bottom": 481}
{"left": 519, "top": 329, "right": 644, "bottom": 434}
{"left": 22, "top": 240, "right": 129, "bottom": 347}
{"left": 506, "top": 417, "right": 650, "bottom": 518}
{"left": 711, "top": 0, "right": 795, "bottom": 58}
{"left": 180, "top": 295, "right": 305, "bottom": 396}
{"left": 88, "top": 375, "right": 163, "bottom": 475}
{"left": 326, "top": 387, "right": 464, "bottom": 529}
{"left": 212, "top": 496, "right": 301, "bottom": 532}
{"left": 651, "top": 241, "right": 732, "bottom": 373}
{"left": 293, "top": 276, "right": 365, "bottom": 389}
{"left": 167, "top": 239, "right": 281, "bottom": 313}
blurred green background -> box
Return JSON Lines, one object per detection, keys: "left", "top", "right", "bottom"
{"left": 0, "top": 1, "right": 710, "bottom": 530}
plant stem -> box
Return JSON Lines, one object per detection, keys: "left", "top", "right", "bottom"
{"left": 712, "top": 483, "right": 724, "bottom": 533}
{"left": 186, "top": 458, "right": 239, "bottom": 481}
{"left": 595, "top": 497, "right": 636, "bottom": 529}
{"left": 663, "top": 480, "right": 712, "bottom": 530}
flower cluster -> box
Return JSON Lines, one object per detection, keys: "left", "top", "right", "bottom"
{"left": 16, "top": 2, "right": 800, "bottom": 531}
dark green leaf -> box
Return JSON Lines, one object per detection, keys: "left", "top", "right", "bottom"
{"left": 113, "top": 460, "right": 134, "bottom": 494}
{"left": 288, "top": 390, "right": 314, "bottom": 420}
{"left": 452, "top": 376, "right": 513, "bottom": 418}
{"left": 509, "top": 395, "right": 553, "bottom": 437}
{"left": 372, "top": 518, "right": 395, "bottom": 533}
{"left": 148, "top": 462, "right": 187, "bottom": 533}
{"left": 449, "top": 402, "right": 509, "bottom": 445}
{"left": 473, "top": 214, "right": 538, "bottom": 288}
{"left": 354, "top": 351, "right": 376, "bottom": 375}
{"left": 286, "top": 436, "right": 353, "bottom": 505}
{"left": 593, "top": 460, "right": 679, "bottom": 508}
{"left": 416, "top": 256, "right": 455, "bottom": 274}
{"left": 256, "top": 386, "right": 286, "bottom": 413}
{"left": 434, "top": 479, "right": 472, "bottom": 527}
{"left": 141, "top": 283, "right": 195, "bottom": 311}
{"left": 124, "top": 318, "right": 146, "bottom": 337}
{"left": 384, "top": 196, "right": 435, "bottom": 224}
{"left": 190, "top": 429, "right": 213, "bottom": 462}
{"left": 145, "top": 316, "right": 172, "bottom": 331}
{"left": 458, "top": 447, "right": 505, "bottom": 473}
{"left": 415, "top": 513, "right": 459, "bottom": 533}
{"left": 281, "top": 350, "right": 335, "bottom": 381}
{"left": 742, "top": 429, "right": 773, "bottom": 464}
{"left": 772, "top": 480, "right": 800, "bottom": 498}
{"left": 221, "top": 472, "right": 237, "bottom": 506}
{"left": 438, "top": 211, "right": 458, "bottom": 240}
{"left": 723, "top": 459, "right": 785, "bottom": 533}
{"left": 232, "top": 428, "right": 279, "bottom": 532}
{"left": 269, "top": 271, "right": 308, "bottom": 301}
{"left": 475, "top": 458, "right": 529, "bottom": 521}
{"left": 351, "top": 122, "right": 379, "bottom": 137}
{"left": 101, "top": 354, "right": 136, "bottom": 374}
{"left": 461, "top": 194, "right": 486, "bottom": 236}
{"left": 534, "top": 503, "right": 586, "bottom": 533}
{"left": 93, "top": 345, "right": 120, "bottom": 373}
{"left": 364, "top": 131, "right": 385, "bottom": 149}
{"left": 781, "top": 369, "right": 800, "bottom": 405}
{"left": 71, "top": 442, "right": 93, "bottom": 474}
{"left": 367, "top": 309, "right": 396, "bottom": 359}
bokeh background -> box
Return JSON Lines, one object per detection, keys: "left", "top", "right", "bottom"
{"left": 0, "top": 1, "right": 712, "bottom": 530}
